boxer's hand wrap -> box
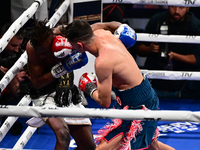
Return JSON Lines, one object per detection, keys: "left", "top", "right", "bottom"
{"left": 52, "top": 35, "right": 73, "bottom": 58}
{"left": 85, "top": 82, "right": 97, "bottom": 98}
{"left": 114, "top": 24, "right": 137, "bottom": 49}
{"left": 51, "top": 51, "right": 88, "bottom": 78}
{"left": 79, "top": 72, "right": 97, "bottom": 98}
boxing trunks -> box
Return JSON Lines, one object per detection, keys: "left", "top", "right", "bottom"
{"left": 95, "top": 75, "right": 159, "bottom": 149}
{"left": 27, "top": 72, "right": 91, "bottom": 127}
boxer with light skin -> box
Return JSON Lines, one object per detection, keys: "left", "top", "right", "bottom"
{"left": 63, "top": 19, "right": 175, "bottom": 150}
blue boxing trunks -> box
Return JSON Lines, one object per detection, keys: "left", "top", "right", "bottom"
{"left": 95, "top": 76, "right": 159, "bottom": 150}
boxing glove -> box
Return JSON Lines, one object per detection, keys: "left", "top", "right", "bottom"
{"left": 114, "top": 24, "right": 137, "bottom": 49}
{"left": 52, "top": 35, "right": 73, "bottom": 58}
{"left": 79, "top": 72, "right": 97, "bottom": 98}
{"left": 51, "top": 50, "right": 88, "bottom": 78}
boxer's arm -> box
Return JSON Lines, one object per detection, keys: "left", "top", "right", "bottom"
{"left": 92, "top": 62, "right": 113, "bottom": 108}
{"left": 91, "top": 21, "right": 122, "bottom": 33}
{"left": 26, "top": 42, "right": 56, "bottom": 89}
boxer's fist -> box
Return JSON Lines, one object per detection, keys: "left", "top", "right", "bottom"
{"left": 52, "top": 35, "right": 72, "bottom": 58}
{"left": 114, "top": 24, "right": 137, "bottom": 49}
{"left": 61, "top": 50, "right": 88, "bottom": 72}
{"left": 51, "top": 51, "right": 88, "bottom": 78}
{"left": 79, "top": 72, "right": 97, "bottom": 98}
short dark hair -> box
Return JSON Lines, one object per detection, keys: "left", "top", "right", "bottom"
{"left": 62, "top": 19, "right": 93, "bottom": 42}
{"left": 26, "top": 20, "right": 53, "bottom": 48}
{"left": 1, "top": 22, "right": 24, "bottom": 40}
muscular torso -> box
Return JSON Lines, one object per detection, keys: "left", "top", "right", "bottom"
{"left": 94, "top": 29, "right": 143, "bottom": 90}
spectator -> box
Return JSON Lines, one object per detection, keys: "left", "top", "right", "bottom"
{"left": 0, "top": 22, "right": 31, "bottom": 135}
{"left": 137, "top": 6, "right": 200, "bottom": 99}
{"left": 0, "top": 22, "right": 30, "bottom": 104}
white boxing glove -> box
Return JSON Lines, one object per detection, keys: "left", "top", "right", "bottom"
{"left": 114, "top": 24, "right": 137, "bottom": 49}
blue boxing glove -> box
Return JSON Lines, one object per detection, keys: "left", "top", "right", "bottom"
{"left": 114, "top": 24, "right": 137, "bottom": 49}
{"left": 51, "top": 50, "right": 88, "bottom": 78}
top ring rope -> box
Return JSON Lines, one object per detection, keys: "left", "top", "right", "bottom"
{"left": 0, "top": 0, "right": 70, "bottom": 93}
{"left": 0, "top": 0, "right": 46, "bottom": 53}
{"left": 103, "top": 0, "right": 200, "bottom": 7}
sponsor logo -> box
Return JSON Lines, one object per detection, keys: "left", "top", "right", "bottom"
{"left": 27, "top": 14, "right": 30, "bottom": 19}
{"left": 13, "top": 29, "right": 16, "bottom": 34}
{"left": 7, "top": 38, "right": 10, "bottom": 42}
{"left": 186, "top": 35, "right": 196, "bottom": 38}
{"left": 182, "top": 72, "right": 192, "bottom": 77}
{"left": 20, "top": 141, "right": 25, "bottom": 147}
{"left": 0, "top": 83, "right": 4, "bottom": 89}
{"left": 26, "top": 131, "right": 33, "bottom": 139}
{"left": 151, "top": 72, "right": 165, "bottom": 77}
{"left": 184, "top": 0, "right": 196, "bottom": 5}
{"left": 56, "top": 12, "right": 61, "bottom": 17}
{"left": 124, "top": 26, "right": 136, "bottom": 40}
{"left": 55, "top": 38, "right": 72, "bottom": 47}
{"left": 42, "top": 106, "right": 58, "bottom": 110}
{"left": 13, "top": 67, "right": 20, "bottom": 74}
{"left": 149, "top": 34, "right": 159, "bottom": 38}
{"left": 112, "top": 0, "right": 123, "bottom": 2}
{"left": 65, "top": 53, "right": 82, "bottom": 69}
{"left": 0, "top": 105, "right": 8, "bottom": 108}
{"left": 140, "top": 0, "right": 168, "bottom": 4}
{"left": 5, "top": 76, "right": 10, "bottom": 82}
{"left": 0, "top": 131, "right": 3, "bottom": 138}
{"left": 158, "top": 122, "right": 199, "bottom": 133}
{"left": 144, "top": 118, "right": 161, "bottom": 121}
{"left": 5, "top": 121, "right": 10, "bottom": 128}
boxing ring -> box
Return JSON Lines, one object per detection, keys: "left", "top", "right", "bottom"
{"left": 0, "top": 0, "right": 200, "bottom": 149}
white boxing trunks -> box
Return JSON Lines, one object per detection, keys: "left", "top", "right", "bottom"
{"left": 26, "top": 92, "right": 91, "bottom": 128}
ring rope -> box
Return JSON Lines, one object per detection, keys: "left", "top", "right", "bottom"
{"left": 137, "top": 33, "right": 200, "bottom": 44}
{"left": 0, "top": 52, "right": 28, "bottom": 93}
{"left": 0, "top": 105, "right": 200, "bottom": 122}
{"left": 0, "top": 95, "right": 31, "bottom": 142}
{"left": 46, "top": 0, "right": 70, "bottom": 28}
{"left": 103, "top": 0, "right": 200, "bottom": 7}
{"left": 0, "top": 0, "right": 45, "bottom": 53}
{"left": 12, "top": 126, "right": 37, "bottom": 150}
{"left": 141, "top": 69, "right": 200, "bottom": 80}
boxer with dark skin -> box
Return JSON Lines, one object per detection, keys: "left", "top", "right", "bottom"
{"left": 26, "top": 20, "right": 95, "bottom": 150}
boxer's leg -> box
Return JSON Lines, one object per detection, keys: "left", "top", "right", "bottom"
{"left": 68, "top": 124, "right": 96, "bottom": 150}
{"left": 46, "top": 118, "right": 70, "bottom": 150}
